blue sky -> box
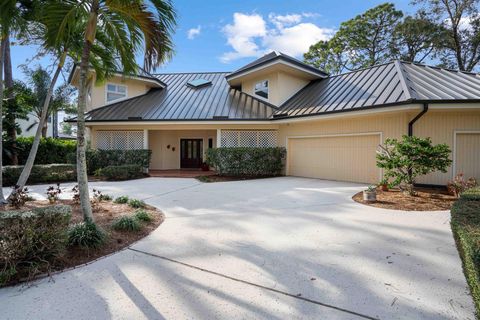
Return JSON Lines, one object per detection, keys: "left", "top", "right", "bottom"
{"left": 11, "top": 0, "right": 413, "bottom": 81}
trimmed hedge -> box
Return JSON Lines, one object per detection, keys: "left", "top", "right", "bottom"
{"left": 206, "top": 147, "right": 286, "bottom": 176}
{"left": 461, "top": 187, "right": 480, "bottom": 201}
{"left": 451, "top": 197, "right": 480, "bottom": 317}
{"left": 0, "top": 205, "right": 72, "bottom": 286}
{"left": 4, "top": 137, "right": 77, "bottom": 165}
{"left": 2, "top": 164, "right": 77, "bottom": 186}
{"left": 68, "top": 149, "right": 151, "bottom": 175}
{"left": 95, "top": 165, "right": 144, "bottom": 181}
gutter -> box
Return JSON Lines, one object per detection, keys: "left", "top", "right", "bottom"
{"left": 408, "top": 103, "right": 428, "bottom": 136}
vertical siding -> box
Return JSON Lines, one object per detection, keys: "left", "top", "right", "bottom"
{"left": 414, "top": 111, "right": 480, "bottom": 185}
{"left": 455, "top": 133, "right": 480, "bottom": 181}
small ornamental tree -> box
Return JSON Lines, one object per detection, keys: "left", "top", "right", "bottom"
{"left": 376, "top": 135, "right": 452, "bottom": 195}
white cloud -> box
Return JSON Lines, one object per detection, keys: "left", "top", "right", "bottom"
{"left": 220, "top": 12, "right": 333, "bottom": 63}
{"left": 263, "top": 23, "right": 332, "bottom": 57}
{"left": 187, "top": 26, "right": 201, "bottom": 40}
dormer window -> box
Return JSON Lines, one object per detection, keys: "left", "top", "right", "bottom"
{"left": 254, "top": 80, "right": 268, "bottom": 99}
{"left": 106, "top": 83, "right": 127, "bottom": 103}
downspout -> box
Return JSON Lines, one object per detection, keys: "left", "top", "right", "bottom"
{"left": 408, "top": 103, "right": 428, "bottom": 136}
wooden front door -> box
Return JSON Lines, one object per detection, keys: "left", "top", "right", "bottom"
{"left": 180, "top": 139, "right": 203, "bottom": 168}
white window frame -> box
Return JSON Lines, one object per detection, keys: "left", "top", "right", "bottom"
{"left": 105, "top": 83, "right": 128, "bottom": 104}
{"left": 254, "top": 79, "right": 269, "bottom": 100}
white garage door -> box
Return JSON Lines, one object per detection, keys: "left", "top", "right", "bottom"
{"left": 287, "top": 134, "right": 381, "bottom": 184}
{"left": 455, "top": 132, "right": 480, "bottom": 181}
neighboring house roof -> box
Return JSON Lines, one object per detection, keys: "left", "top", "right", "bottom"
{"left": 83, "top": 72, "right": 278, "bottom": 122}
{"left": 277, "top": 60, "right": 480, "bottom": 118}
{"left": 225, "top": 51, "right": 328, "bottom": 81}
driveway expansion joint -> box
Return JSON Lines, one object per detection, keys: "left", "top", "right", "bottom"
{"left": 128, "top": 247, "right": 380, "bottom": 320}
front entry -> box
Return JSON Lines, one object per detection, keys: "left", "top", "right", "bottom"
{"left": 180, "top": 139, "right": 203, "bottom": 168}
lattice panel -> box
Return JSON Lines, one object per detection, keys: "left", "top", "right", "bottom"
{"left": 220, "top": 130, "right": 278, "bottom": 148}
{"left": 96, "top": 131, "right": 144, "bottom": 150}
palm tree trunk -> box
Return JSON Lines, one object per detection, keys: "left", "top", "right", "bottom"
{"left": 12, "top": 51, "right": 67, "bottom": 192}
{"left": 0, "top": 37, "right": 7, "bottom": 204}
{"left": 77, "top": 0, "right": 99, "bottom": 222}
{"left": 3, "top": 36, "right": 17, "bottom": 165}
{"left": 41, "top": 123, "right": 47, "bottom": 138}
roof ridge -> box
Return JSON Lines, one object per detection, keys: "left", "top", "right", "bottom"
{"left": 154, "top": 71, "right": 231, "bottom": 75}
{"left": 398, "top": 60, "right": 479, "bottom": 76}
{"left": 394, "top": 60, "right": 415, "bottom": 100}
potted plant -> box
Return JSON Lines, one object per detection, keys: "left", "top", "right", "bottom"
{"left": 201, "top": 162, "right": 209, "bottom": 171}
{"left": 363, "top": 185, "right": 377, "bottom": 202}
{"left": 46, "top": 184, "right": 62, "bottom": 204}
{"left": 379, "top": 178, "right": 389, "bottom": 192}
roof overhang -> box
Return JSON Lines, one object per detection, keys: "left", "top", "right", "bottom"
{"left": 226, "top": 57, "right": 328, "bottom": 86}
{"left": 68, "top": 66, "right": 166, "bottom": 89}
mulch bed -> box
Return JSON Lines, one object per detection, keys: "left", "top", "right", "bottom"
{"left": 352, "top": 187, "right": 457, "bottom": 211}
{"left": 1, "top": 199, "right": 164, "bottom": 277}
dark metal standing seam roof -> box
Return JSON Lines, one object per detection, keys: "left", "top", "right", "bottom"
{"left": 85, "top": 72, "right": 278, "bottom": 121}
{"left": 277, "top": 61, "right": 480, "bottom": 118}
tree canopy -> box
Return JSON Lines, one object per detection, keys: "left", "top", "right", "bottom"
{"left": 304, "top": 1, "right": 480, "bottom": 74}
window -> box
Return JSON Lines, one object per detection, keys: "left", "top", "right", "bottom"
{"left": 106, "top": 83, "right": 127, "bottom": 103}
{"left": 254, "top": 80, "right": 268, "bottom": 99}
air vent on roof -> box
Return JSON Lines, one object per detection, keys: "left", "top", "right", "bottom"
{"left": 212, "top": 116, "right": 229, "bottom": 120}
{"left": 273, "top": 113, "right": 289, "bottom": 118}
{"left": 187, "top": 78, "right": 212, "bottom": 88}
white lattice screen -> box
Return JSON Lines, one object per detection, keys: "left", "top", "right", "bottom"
{"left": 220, "top": 130, "right": 278, "bottom": 148}
{"left": 96, "top": 131, "right": 144, "bottom": 150}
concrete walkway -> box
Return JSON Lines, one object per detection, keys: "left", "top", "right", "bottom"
{"left": 0, "top": 177, "right": 475, "bottom": 319}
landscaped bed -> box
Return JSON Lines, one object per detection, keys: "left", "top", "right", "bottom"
{"left": 352, "top": 188, "right": 456, "bottom": 211}
{"left": 0, "top": 197, "right": 163, "bottom": 287}
{"left": 195, "top": 175, "right": 276, "bottom": 183}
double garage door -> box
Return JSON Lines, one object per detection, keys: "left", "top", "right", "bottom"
{"left": 287, "top": 133, "right": 381, "bottom": 184}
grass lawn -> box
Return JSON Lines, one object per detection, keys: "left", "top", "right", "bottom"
{"left": 451, "top": 187, "right": 480, "bottom": 318}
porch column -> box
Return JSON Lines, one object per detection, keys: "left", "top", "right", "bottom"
{"left": 216, "top": 129, "right": 222, "bottom": 148}
{"left": 143, "top": 129, "right": 149, "bottom": 173}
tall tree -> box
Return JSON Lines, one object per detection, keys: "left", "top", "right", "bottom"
{"left": 0, "top": 36, "right": 6, "bottom": 203}
{"left": 413, "top": 0, "right": 480, "bottom": 71}
{"left": 305, "top": 3, "right": 404, "bottom": 74}
{"left": 393, "top": 13, "right": 447, "bottom": 63}
{"left": 44, "top": 0, "right": 176, "bottom": 221}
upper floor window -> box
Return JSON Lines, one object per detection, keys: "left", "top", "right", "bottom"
{"left": 106, "top": 83, "right": 127, "bottom": 103}
{"left": 254, "top": 80, "right": 268, "bottom": 99}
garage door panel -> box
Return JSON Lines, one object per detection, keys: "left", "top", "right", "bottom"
{"left": 456, "top": 133, "right": 480, "bottom": 180}
{"left": 288, "top": 135, "right": 380, "bottom": 184}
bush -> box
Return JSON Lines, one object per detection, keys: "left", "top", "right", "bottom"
{"left": 67, "top": 221, "right": 106, "bottom": 249}
{"left": 451, "top": 198, "right": 480, "bottom": 316}
{"left": 95, "top": 165, "right": 144, "bottom": 181}
{"left": 377, "top": 136, "right": 452, "bottom": 195}
{"left": 0, "top": 205, "right": 71, "bottom": 286}
{"left": 4, "top": 137, "right": 77, "bottom": 166}
{"left": 114, "top": 196, "right": 129, "bottom": 204}
{"left": 206, "top": 147, "right": 286, "bottom": 177}
{"left": 461, "top": 187, "right": 480, "bottom": 201}
{"left": 112, "top": 216, "right": 141, "bottom": 232}
{"left": 134, "top": 209, "right": 152, "bottom": 222}
{"left": 73, "top": 149, "right": 151, "bottom": 175}
{"left": 3, "top": 164, "right": 76, "bottom": 186}
{"left": 128, "top": 199, "right": 146, "bottom": 209}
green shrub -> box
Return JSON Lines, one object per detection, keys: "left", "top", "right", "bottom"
{"left": 73, "top": 149, "right": 151, "bottom": 174}
{"left": 4, "top": 137, "right": 77, "bottom": 166}
{"left": 2, "top": 164, "right": 76, "bottom": 186}
{"left": 114, "top": 196, "right": 129, "bottom": 204}
{"left": 0, "top": 205, "right": 71, "bottom": 286}
{"left": 461, "top": 187, "right": 480, "bottom": 201}
{"left": 67, "top": 221, "right": 106, "bottom": 248}
{"left": 451, "top": 199, "right": 480, "bottom": 316}
{"left": 112, "top": 216, "right": 141, "bottom": 232}
{"left": 95, "top": 165, "right": 144, "bottom": 181}
{"left": 134, "top": 209, "right": 152, "bottom": 222}
{"left": 206, "top": 147, "right": 286, "bottom": 177}
{"left": 128, "top": 199, "right": 146, "bottom": 209}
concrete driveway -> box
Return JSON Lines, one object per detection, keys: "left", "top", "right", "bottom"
{"left": 0, "top": 177, "right": 474, "bottom": 319}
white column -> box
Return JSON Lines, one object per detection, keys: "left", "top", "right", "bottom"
{"left": 216, "top": 129, "right": 222, "bottom": 148}
{"left": 143, "top": 129, "right": 149, "bottom": 149}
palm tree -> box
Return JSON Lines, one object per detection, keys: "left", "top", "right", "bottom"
{"left": 44, "top": 0, "right": 176, "bottom": 221}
